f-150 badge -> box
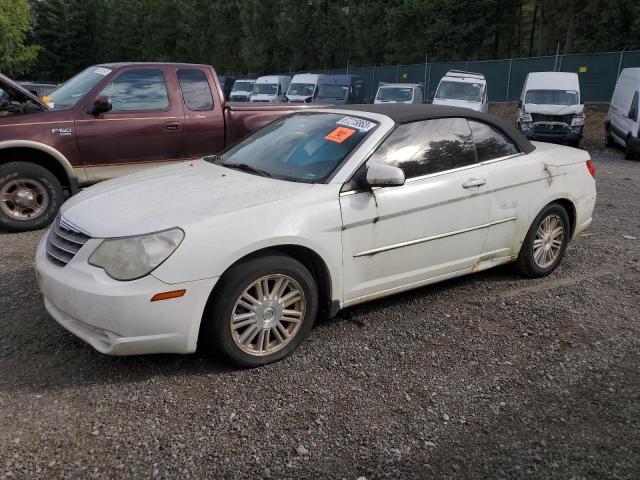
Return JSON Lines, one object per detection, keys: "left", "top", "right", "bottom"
{"left": 51, "top": 127, "right": 72, "bottom": 136}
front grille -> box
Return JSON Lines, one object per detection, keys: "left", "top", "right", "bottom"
{"left": 46, "top": 215, "right": 91, "bottom": 267}
{"left": 531, "top": 113, "right": 573, "bottom": 125}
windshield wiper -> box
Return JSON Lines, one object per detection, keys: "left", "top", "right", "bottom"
{"left": 222, "top": 162, "right": 273, "bottom": 178}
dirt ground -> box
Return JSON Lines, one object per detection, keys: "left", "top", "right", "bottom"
{"left": 1, "top": 148, "right": 639, "bottom": 479}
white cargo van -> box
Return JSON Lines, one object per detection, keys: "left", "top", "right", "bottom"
{"left": 229, "top": 79, "right": 256, "bottom": 102}
{"left": 374, "top": 83, "right": 423, "bottom": 104}
{"left": 250, "top": 75, "right": 291, "bottom": 103}
{"left": 433, "top": 70, "right": 488, "bottom": 112}
{"left": 286, "top": 73, "right": 326, "bottom": 103}
{"left": 606, "top": 68, "right": 640, "bottom": 160}
{"left": 516, "top": 72, "right": 584, "bottom": 147}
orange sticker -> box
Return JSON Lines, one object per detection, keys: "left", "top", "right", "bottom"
{"left": 325, "top": 126, "right": 356, "bottom": 143}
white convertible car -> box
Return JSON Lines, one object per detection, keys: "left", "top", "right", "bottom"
{"left": 36, "top": 105, "right": 596, "bottom": 366}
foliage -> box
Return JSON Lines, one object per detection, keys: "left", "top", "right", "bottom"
{"left": 0, "top": 0, "right": 40, "bottom": 76}
{"left": 14, "top": 0, "right": 640, "bottom": 81}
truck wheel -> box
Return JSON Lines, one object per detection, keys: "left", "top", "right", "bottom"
{"left": 0, "top": 162, "right": 64, "bottom": 232}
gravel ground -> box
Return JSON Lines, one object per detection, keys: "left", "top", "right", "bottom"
{"left": 1, "top": 148, "right": 639, "bottom": 479}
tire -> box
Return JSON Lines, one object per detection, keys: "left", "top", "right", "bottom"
{"left": 515, "top": 203, "right": 571, "bottom": 278}
{"left": 624, "top": 137, "right": 638, "bottom": 160}
{"left": 201, "top": 254, "right": 318, "bottom": 367}
{"left": 0, "top": 161, "right": 64, "bottom": 232}
{"left": 605, "top": 126, "right": 615, "bottom": 148}
{"left": 568, "top": 139, "right": 581, "bottom": 148}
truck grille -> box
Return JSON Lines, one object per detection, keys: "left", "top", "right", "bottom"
{"left": 531, "top": 113, "right": 573, "bottom": 125}
{"left": 46, "top": 215, "right": 91, "bottom": 267}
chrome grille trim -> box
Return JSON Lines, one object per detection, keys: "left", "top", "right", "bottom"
{"left": 46, "top": 215, "right": 91, "bottom": 267}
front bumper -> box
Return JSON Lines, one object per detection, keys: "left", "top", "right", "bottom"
{"left": 36, "top": 234, "right": 218, "bottom": 356}
{"left": 521, "top": 124, "right": 583, "bottom": 144}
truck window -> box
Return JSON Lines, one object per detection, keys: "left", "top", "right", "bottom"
{"left": 524, "top": 89, "right": 578, "bottom": 106}
{"left": 98, "top": 69, "right": 170, "bottom": 112}
{"left": 177, "top": 69, "right": 214, "bottom": 111}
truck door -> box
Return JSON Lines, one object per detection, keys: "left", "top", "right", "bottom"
{"left": 176, "top": 68, "right": 226, "bottom": 159}
{"left": 75, "top": 67, "right": 186, "bottom": 183}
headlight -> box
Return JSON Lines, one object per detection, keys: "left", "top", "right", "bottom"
{"left": 89, "top": 228, "right": 184, "bottom": 281}
{"left": 520, "top": 112, "right": 533, "bottom": 123}
{"left": 571, "top": 114, "right": 585, "bottom": 127}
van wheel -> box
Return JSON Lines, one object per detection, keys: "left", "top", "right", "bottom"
{"left": 515, "top": 203, "right": 570, "bottom": 278}
{"left": 0, "top": 162, "right": 64, "bottom": 232}
{"left": 604, "top": 126, "right": 615, "bottom": 148}
{"left": 201, "top": 254, "right": 318, "bottom": 367}
{"left": 624, "top": 137, "right": 638, "bottom": 160}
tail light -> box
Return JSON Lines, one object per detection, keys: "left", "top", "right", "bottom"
{"left": 586, "top": 159, "right": 596, "bottom": 178}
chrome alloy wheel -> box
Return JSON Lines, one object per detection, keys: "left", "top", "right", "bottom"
{"left": 0, "top": 178, "right": 50, "bottom": 220}
{"left": 533, "top": 213, "right": 565, "bottom": 269}
{"left": 230, "top": 274, "right": 306, "bottom": 356}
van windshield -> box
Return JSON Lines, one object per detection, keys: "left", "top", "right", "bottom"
{"left": 288, "top": 83, "right": 315, "bottom": 96}
{"left": 435, "top": 81, "right": 482, "bottom": 102}
{"left": 48, "top": 67, "right": 111, "bottom": 109}
{"left": 318, "top": 84, "right": 348, "bottom": 99}
{"left": 376, "top": 87, "right": 413, "bottom": 102}
{"left": 525, "top": 89, "right": 579, "bottom": 105}
{"left": 214, "top": 112, "right": 377, "bottom": 183}
{"left": 231, "top": 81, "right": 254, "bottom": 93}
{"left": 253, "top": 83, "right": 278, "bottom": 95}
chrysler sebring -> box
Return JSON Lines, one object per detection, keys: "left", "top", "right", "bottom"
{"left": 36, "top": 105, "right": 596, "bottom": 366}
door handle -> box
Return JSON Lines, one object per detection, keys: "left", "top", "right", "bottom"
{"left": 462, "top": 178, "right": 487, "bottom": 189}
{"left": 163, "top": 122, "right": 183, "bottom": 131}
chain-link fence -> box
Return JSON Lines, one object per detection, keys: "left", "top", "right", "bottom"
{"left": 286, "top": 50, "right": 640, "bottom": 104}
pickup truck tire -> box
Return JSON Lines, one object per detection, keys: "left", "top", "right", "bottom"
{"left": 0, "top": 161, "right": 64, "bottom": 232}
{"left": 201, "top": 254, "right": 318, "bottom": 367}
{"left": 515, "top": 203, "right": 570, "bottom": 278}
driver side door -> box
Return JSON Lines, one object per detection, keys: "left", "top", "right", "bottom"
{"left": 75, "top": 67, "right": 185, "bottom": 183}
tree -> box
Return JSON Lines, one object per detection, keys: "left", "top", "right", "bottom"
{"left": 0, "top": 0, "right": 40, "bottom": 76}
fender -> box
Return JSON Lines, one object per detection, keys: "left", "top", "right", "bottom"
{"left": 0, "top": 139, "right": 85, "bottom": 193}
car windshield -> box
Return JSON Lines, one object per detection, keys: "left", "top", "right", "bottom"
{"left": 231, "top": 81, "right": 254, "bottom": 93}
{"left": 525, "top": 89, "right": 579, "bottom": 105}
{"left": 376, "top": 87, "right": 413, "bottom": 102}
{"left": 317, "top": 84, "right": 348, "bottom": 99}
{"left": 47, "top": 66, "right": 111, "bottom": 109}
{"left": 252, "top": 83, "right": 278, "bottom": 95}
{"left": 435, "top": 81, "right": 482, "bottom": 102}
{"left": 213, "top": 112, "right": 377, "bottom": 183}
{"left": 288, "top": 83, "right": 315, "bottom": 96}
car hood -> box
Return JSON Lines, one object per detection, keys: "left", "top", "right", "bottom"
{"left": 60, "top": 160, "right": 314, "bottom": 238}
{"left": 0, "top": 73, "right": 49, "bottom": 109}
{"left": 524, "top": 103, "right": 583, "bottom": 115}
{"left": 433, "top": 98, "right": 482, "bottom": 111}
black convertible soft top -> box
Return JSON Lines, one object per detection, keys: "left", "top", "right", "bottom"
{"left": 332, "top": 103, "right": 535, "bottom": 154}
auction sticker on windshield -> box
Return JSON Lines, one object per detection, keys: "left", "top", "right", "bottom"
{"left": 336, "top": 117, "right": 377, "bottom": 132}
{"left": 93, "top": 67, "right": 112, "bottom": 76}
{"left": 325, "top": 126, "right": 356, "bottom": 143}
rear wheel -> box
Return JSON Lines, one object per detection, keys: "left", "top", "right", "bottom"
{"left": 515, "top": 203, "right": 570, "bottom": 278}
{"left": 0, "top": 161, "right": 64, "bottom": 232}
{"left": 624, "top": 136, "right": 638, "bottom": 160}
{"left": 201, "top": 254, "right": 318, "bottom": 367}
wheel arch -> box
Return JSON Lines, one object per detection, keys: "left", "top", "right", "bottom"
{"left": 0, "top": 140, "right": 79, "bottom": 193}
{"left": 549, "top": 197, "right": 577, "bottom": 238}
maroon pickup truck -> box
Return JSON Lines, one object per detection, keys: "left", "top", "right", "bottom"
{"left": 0, "top": 63, "right": 316, "bottom": 232}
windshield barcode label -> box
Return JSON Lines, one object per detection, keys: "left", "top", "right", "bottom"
{"left": 336, "top": 117, "right": 377, "bottom": 132}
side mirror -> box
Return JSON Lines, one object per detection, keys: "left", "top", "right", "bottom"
{"left": 366, "top": 163, "right": 405, "bottom": 188}
{"left": 91, "top": 95, "right": 112, "bottom": 115}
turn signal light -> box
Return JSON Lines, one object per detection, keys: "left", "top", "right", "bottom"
{"left": 151, "top": 289, "right": 186, "bottom": 302}
{"left": 586, "top": 159, "right": 596, "bottom": 178}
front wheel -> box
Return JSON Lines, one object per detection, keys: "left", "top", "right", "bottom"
{"left": 201, "top": 254, "right": 318, "bottom": 367}
{"left": 0, "top": 161, "right": 64, "bottom": 232}
{"left": 625, "top": 138, "right": 638, "bottom": 160}
{"left": 515, "top": 203, "right": 570, "bottom": 278}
